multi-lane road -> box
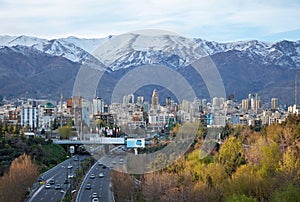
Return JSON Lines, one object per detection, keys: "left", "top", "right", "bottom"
{"left": 27, "top": 145, "right": 128, "bottom": 202}
{"left": 28, "top": 155, "right": 85, "bottom": 202}
{"left": 76, "top": 146, "right": 127, "bottom": 202}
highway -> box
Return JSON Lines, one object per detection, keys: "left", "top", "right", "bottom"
{"left": 28, "top": 155, "right": 86, "bottom": 202}
{"left": 76, "top": 146, "right": 127, "bottom": 202}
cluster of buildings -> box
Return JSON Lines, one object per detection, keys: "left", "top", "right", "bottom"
{"left": 0, "top": 90, "right": 299, "bottom": 138}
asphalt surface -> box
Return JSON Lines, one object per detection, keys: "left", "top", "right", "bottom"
{"left": 28, "top": 155, "right": 86, "bottom": 202}
{"left": 76, "top": 146, "right": 127, "bottom": 202}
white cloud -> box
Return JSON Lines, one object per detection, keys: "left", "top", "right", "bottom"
{"left": 0, "top": 0, "right": 299, "bottom": 41}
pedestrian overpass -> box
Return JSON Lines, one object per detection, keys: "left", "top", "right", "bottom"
{"left": 53, "top": 137, "right": 125, "bottom": 145}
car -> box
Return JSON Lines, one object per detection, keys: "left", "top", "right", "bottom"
{"left": 85, "top": 183, "right": 91, "bottom": 190}
{"left": 92, "top": 192, "right": 98, "bottom": 198}
{"left": 112, "top": 160, "right": 116, "bottom": 164}
{"left": 49, "top": 179, "right": 55, "bottom": 185}
{"left": 68, "top": 174, "right": 74, "bottom": 179}
{"left": 54, "top": 184, "right": 62, "bottom": 190}
{"left": 98, "top": 162, "right": 103, "bottom": 166}
{"left": 64, "top": 179, "right": 69, "bottom": 184}
{"left": 102, "top": 165, "right": 107, "bottom": 169}
{"left": 67, "top": 164, "right": 73, "bottom": 169}
{"left": 38, "top": 176, "right": 44, "bottom": 182}
{"left": 90, "top": 174, "right": 95, "bottom": 179}
{"left": 45, "top": 183, "right": 51, "bottom": 189}
{"left": 91, "top": 198, "right": 99, "bottom": 202}
{"left": 99, "top": 172, "right": 104, "bottom": 178}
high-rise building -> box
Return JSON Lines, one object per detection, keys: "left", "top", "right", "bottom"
{"left": 137, "top": 96, "right": 144, "bottom": 106}
{"left": 38, "top": 102, "right": 57, "bottom": 131}
{"left": 165, "top": 97, "right": 171, "bottom": 106}
{"left": 93, "top": 97, "right": 104, "bottom": 115}
{"left": 143, "top": 101, "right": 150, "bottom": 112}
{"left": 21, "top": 99, "right": 38, "bottom": 130}
{"left": 181, "top": 99, "right": 190, "bottom": 113}
{"left": 128, "top": 94, "right": 134, "bottom": 104}
{"left": 242, "top": 99, "right": 250, "bottom": 110}
{"left": 271, "top": 98, "right": 279, "bottom": 110}
{"left": 248, "top": 93, "right": 261, "bottom": 112}
{"left": 151, "top": 89, "right": 159, "bottom": 111}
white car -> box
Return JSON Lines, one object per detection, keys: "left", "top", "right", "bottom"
{"left": 45, "top": 183, "right": 51, "bottom": 189}
{"left": 99, "top": 172, "right": 104, "bottom": 178}
{"left": 92, "top": 192, "right": 98, "bottom": 198}
{"left": 67, "top": 164, "right": 73, "bottom": 169}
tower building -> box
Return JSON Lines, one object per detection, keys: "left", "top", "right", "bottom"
{"left": 151, "top": 89, "right": 159, "bottom": 111}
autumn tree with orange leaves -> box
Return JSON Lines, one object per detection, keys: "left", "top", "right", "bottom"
{"left": 0, "top": 153, "right": 39, "bottom": 202}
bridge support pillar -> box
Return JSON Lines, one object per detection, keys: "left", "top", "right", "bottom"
{"left": 104, "top": 145, "right": 109, "bottom": 154}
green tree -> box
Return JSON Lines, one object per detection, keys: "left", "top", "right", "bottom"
{"left": 3, "top": 121, "right": 8, "bottom": 133}
{"left": 217, "top": 136, "right": 245, "bottom": 175}
{"left": 228, "top": 194, "right": 258, "bottom": 202}
{"left": 67, "top": 117, "right": 73, "bottom": 127}
{"left": 278, "top": 146, "right": 300, "bottom": 178}
{"left": 270, "top": 184, "right": 300, "bottom": 202}
{"left": 0, "top": 119, "right": 3, "bottom": 137}
{"left": 258, "top": 142, "right": 281, "bottom": 177}
{"left": 96, "top": 118, "right": 106, "bottom": 128}
{"left": 12, "top": 125, "right": 20, "bottom": 135}
{"left": 58, "top": 126, "right": 72, "bottom": 139}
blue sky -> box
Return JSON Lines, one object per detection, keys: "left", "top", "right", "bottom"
{"left": 0, "top": 0, "right": 299, "bottom": 42}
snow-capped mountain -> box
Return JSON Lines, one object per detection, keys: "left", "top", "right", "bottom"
{"left": 0, "top": 35, "right": 104, "bottom": 63}
{"left": 93, "top": 33, "right": 208, "bottom": 71}
{"left": 1, "top": 34, "right": 299, "bottom": 70}
{"left": 59, "top": 36, "right": 104, "bottom": 53}
{"left": 196, "top": 39, "right": 300, "bottom": 68}
{"left": 0, "top": 33, "right": 299, "bottom": 104}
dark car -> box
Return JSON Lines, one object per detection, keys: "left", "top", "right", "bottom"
{"left": 38, "top": 176, "right": 44, "bottom": 182}
{"left": 49, "top": 179, "right": 55, "bottom": 185}
{"left": 54, "top": 184, "right": 62, "bottom": 190}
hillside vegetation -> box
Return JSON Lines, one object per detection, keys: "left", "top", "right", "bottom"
{"left": 111, "top": 114, "right": 300, "bottom": 202}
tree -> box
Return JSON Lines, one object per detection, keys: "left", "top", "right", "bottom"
{"left": 217, "top": 136, "right": 246, "bottom": 175}
{"left": 67, "top": 117, "right": 73, "bottom": 127}
{"left": 0, "top": 119, "right": 3, "bottom": 137}
{"left": 12, "top": 124, "right": 20, "bottom": 135}
{"left": 221, "top": 123, "right": 233, "bottom": 139}
{"left": 0, "top": 154, "right": 39, "bottom": 202}
{"left": 58, "top": 126, "right": 72, "bottom": 139}
{"left": 111, "top": 171, "right": 137, "bottom": 201}
{"left": 270, "top": 184, "right": 300, "bottom": 202}
{"left": 278, "top": 146, "right": 300, "bottom": 178}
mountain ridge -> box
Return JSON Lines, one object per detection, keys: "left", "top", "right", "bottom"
{"left": 0, "top": 34, "right": 299, "bottom": 104}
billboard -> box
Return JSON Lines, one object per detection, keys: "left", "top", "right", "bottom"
{"left": 126, "top": 138, "right": 145, "bottom": 148}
